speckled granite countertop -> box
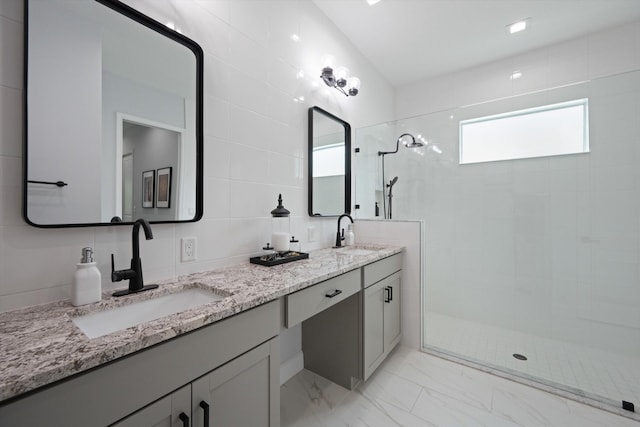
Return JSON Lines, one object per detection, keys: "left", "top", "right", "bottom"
{"left": 0, "top": 244, "right": 402, "bottom": 402}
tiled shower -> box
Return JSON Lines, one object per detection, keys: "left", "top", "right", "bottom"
{"left": 355, "top": 68, "right": 640, "bottom": 417}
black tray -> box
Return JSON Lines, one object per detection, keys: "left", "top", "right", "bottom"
{"left": 250, "top": 251, "right": 309, "bottom": 267}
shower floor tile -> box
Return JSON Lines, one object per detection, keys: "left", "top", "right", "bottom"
{"left": 424, "top": 312, "right": 640, "bottom": 413}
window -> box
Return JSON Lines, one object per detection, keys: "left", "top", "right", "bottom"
{"left": 459, "top": 98, "right": 589, "bottom": 164}
{"left": 313, "top": 144, "right": 345, "bottom": 177}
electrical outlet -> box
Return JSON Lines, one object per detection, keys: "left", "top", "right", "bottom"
{"left": 181, "top": 237, "right": 196, "bottom": 262}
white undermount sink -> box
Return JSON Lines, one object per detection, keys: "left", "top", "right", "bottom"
{"left": 335, "top": 247, "right": 377, "bottom": 256}
{"left": 72, "top": 288, "right": 224, "bottom": 339}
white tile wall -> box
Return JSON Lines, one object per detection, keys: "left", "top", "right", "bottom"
{"left": 0, "top": 0, "right": 395, "bottom": 312}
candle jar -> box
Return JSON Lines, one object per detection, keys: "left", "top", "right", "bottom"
{"left": 270, "top": 194, "right": 290, "bottom": 252}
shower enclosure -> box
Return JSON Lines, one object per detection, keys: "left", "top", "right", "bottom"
{"left": 354, "top": 69, "right": 640, "bottom": 418}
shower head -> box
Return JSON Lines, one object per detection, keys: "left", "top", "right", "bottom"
{"left": 398, "top": 133, "right": 425, "bottom": 148}
{"left": 389, "top": 176, "right": 398, "bottom": 186}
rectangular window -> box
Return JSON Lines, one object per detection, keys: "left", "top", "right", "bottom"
{"left": 459, "top": 98, "right": 589, "bottom": 164}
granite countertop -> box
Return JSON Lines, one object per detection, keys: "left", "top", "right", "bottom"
{"left": 0, "top": 244, "right": 402, "bottom": 402}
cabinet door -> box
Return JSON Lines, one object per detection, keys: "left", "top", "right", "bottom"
{"left": 363, "top": 271, "right": 402, "bottom": 380}
{"left": 363, "top": 280, "right": 385, "bottom": 380}
{"left": 383, "top": 273, "right": 401, "bottom": 351}
{"left": 111, "top": 385, "right": 190, "bottom": 427}
{"left": 192, "top": 338, "right": 280, "bottom": 427}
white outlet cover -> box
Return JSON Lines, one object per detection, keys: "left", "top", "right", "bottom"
{"left": 181, "top": 237, "right": 196, "bottom": 262}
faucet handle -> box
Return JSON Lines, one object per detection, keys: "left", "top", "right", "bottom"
{"left": 110, "top": 253, "right": 131, "bottom": 282}
{"left": 110, "top": 254, "right": 117, "bottom": 282}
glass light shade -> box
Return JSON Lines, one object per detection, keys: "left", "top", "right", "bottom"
{"left": 335, "top": 66, "right": 350, "bottom": 81}
{"left": 347, "top": 76, "right": 361, "bottom": 90}
{"left": 322, "top": 54, "right": 336, "bottom": 68}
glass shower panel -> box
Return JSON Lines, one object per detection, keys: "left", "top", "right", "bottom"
{"left": 353, "top": 69, "right": 640, "bottom": 416}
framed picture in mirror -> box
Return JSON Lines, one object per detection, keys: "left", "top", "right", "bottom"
{"left": 156, "top": 167, "right": 172, "bottom": 208}
{"left": 142, "top": 170, "right": 155, "bottom": 208}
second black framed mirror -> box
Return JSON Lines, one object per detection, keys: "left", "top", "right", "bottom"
{"left": 308, "top": 106, "right": 351, "bottom": 217}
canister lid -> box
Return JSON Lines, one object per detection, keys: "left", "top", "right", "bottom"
{"left": 270, "top": 194, "right": 290, "bottom": 217}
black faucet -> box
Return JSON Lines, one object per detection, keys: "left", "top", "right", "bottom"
{"left": 111, "top": 218, "right": 159, "bottom": 297}
{"left": 334, "top": 214, "right": 354, "bottom": 248}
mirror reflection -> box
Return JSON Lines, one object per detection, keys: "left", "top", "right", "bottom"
{"left": 25, "top": 0, "right": 203, "bottom": 227}
{"left": 308, "top": 106, "right": 351, "bottom": 217}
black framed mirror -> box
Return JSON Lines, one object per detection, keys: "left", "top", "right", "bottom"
{"left": 308, "top": 106, "right": 351, "bottom": 217}
{"left": 24, "top": 0, "right": 203, "bottom": 227}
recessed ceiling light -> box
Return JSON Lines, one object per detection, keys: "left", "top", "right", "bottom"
{"left": 508, "top": 19, "right": 530, "bottom": 34}
{"left": 366, "top": 0, "right": 382, "bottom": 5}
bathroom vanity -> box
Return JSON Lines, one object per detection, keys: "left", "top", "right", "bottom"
{"left": 0, "top": 245, "right": 403, "bottom": 426}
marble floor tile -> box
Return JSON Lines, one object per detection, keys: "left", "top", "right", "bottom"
{"left": 358, "top": 368, "right": 423, "bottom": 412}
{"left": 391, "top": 350, "right": 495, "bottom": 411}
{"left": 280, "top": 368, "right": 351, "bottom": 427}
{"left": 280, "top": 347, "right": 640, "bottom": 427}
{"left": 410, "top": 387, "right": 520, "bottom": 427}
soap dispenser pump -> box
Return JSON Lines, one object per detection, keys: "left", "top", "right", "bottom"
{"left": 71, "top": 247, "right": 102, "bottom": 306}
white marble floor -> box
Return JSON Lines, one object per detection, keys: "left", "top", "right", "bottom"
{"left": 424, "top": 312, "right": 640, "bottom": 409}
{"left": 280, "top": 346, "right": 640, "bottom": 427}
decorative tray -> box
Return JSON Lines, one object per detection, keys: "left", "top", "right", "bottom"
{"left": 249, "top": 251, "right": 309, "bottom": 267}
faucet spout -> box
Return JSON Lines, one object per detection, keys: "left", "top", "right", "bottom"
{"left": 132, "top": 218, "right": 153, "bottom": 261}
{"left": 112, "top": 218, "right": 158, "bottom": 297}
{"left": 334, "top": 214, "right": 354, "bottom": 248}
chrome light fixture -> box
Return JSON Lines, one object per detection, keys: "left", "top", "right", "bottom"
{"left": 320, "top": 55, "right": 361, "bottom": 96}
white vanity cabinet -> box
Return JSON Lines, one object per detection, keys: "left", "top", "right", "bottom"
{"left": 362, "top": 254, "right": 402, "bottom": 380}
{"left": 0, "top": 301, "right": 280, "bottom": 427}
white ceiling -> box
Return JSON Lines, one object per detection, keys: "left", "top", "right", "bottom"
{"left": 312, "top": 0, "right": 640, "bottom": 87}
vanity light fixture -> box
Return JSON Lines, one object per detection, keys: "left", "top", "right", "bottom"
{"left": 366, "top": 0, "right": 382, "bottom": 5}
{"left": 320, "top": 55, "right": 361, "bottom": 97}
{"left": 510, "top": 70, "right": 523, "bottom": 80}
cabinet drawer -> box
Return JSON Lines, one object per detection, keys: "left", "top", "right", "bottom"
{"left": 363, "top": 253, "right": 402, "bottom": 288}
{"left": 286, "top": 269, "right": 361, "bottom": 327}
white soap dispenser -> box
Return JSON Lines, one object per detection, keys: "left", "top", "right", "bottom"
{"left": 71, "top": 247, "right": 102, "bottom": 306}
{"left": 345, "top": 224, "right": 355, "bottom": 246}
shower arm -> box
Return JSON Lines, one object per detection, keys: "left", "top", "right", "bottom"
{"left": 378, "top": 142, "right": 399, "bottom": 157}
{"left": 377, "top": 133, "right": 417, "bottom": 156}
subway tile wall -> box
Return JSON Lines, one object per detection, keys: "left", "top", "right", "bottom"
{"left": 0, "top": 0, "right": 395, "bottom": 312}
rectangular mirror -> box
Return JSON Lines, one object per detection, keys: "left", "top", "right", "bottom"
{"left": 308, "top": 106, "right": 351, "bottom": 217}
{"left": 24, "top": 0, "right": 203, "bottom": 227}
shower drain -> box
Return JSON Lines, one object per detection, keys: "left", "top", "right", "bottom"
{"left": 513, "top": 353, "right": 528, "bottom": 361}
